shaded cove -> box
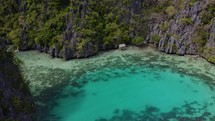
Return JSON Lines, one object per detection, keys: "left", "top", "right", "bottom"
{"left": 16, "top": 47, "right": 215, "bottom": 121}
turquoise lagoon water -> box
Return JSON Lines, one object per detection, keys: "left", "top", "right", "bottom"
{"left": 16, "top": 47, "right": 215, "bottom": 121}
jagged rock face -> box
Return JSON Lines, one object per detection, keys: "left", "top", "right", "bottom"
{"left": 149, "top": 1, "right": 202, "bottom": 55}
{"left": 205, "top": 21, "right": 215, "bottom": 56}
{"left": 1, "top": 0, "right": 215, "bottom": 62}
{"left": 148, "top": 0, "right": 215, "bottom": 60}
{"left": 0, "top": 0, "right": 160, "bottom": 60}
{"left": 0, "top": 45, "right": 34, "bottom": 121}
{"left": 44, "top": 0, "right": 215, "bottom": 60}
{"left": 50, "top": 0, "right": 149, "bottom": 60}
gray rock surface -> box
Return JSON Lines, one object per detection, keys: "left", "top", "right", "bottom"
{"left": 148, "top": 0, "right": 215, "bottom": 60}
{"left": 5, "top": 0, "right": 215, "bottom": 62}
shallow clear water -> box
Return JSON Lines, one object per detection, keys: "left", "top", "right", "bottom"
{"left": 16, "top": 47, "right": 215, "bottom": 121}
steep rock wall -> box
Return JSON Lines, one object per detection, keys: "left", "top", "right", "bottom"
{"left": 147, "top": 0, "right": 215, "bottom": 63}
{"left": 1, "top": 0, "right": 215, "bottom": 63}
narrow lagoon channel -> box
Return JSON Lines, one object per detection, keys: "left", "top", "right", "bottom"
{"left": 16, "top": 47, "right": 215, "bottom": 121}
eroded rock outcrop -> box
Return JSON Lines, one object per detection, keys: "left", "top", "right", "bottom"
{"left": 147, "top": 0, "right": 215, "bottom": 63}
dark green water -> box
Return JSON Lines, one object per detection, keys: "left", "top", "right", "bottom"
{"left": 16, "top": 47, "right": 215, "bottom": 121}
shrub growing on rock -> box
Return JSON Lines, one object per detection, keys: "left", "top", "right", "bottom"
{"left": 179, "top": 17, "right": 193, "bottom": 25}
{"left": 152, "top": 33, "right": 161, "bottom": 44}
{"left": 132, "top": 36, "right": 144, "bottom": 45}
{"left": 165, "top": 6, "right": 176, "bottom": 18}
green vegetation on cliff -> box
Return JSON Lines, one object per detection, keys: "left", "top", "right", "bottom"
{"left": 0, "top": 0, "right": 171, "bottom": 51}
{"left": 1, "top": 0, "right": 215, "bottom": 63}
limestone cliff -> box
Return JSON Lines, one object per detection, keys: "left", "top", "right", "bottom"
{"left": 147, "top": 0, "right": 215, "bottom": 63}
{"left": 0, "top": 0, "right": 215, "bottom": 63}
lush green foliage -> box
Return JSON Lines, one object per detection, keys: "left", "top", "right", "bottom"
{"left": 0, "top": 1, "right": 20, "bottom": 41}
{"left": 132, "top": 36, "right": 144, "bottom": 45}
{"left": 152, "top": 34, "right": 161, "bottom": 44}
{"left": 179, "top": 17, "right": 193, "bottom": 25}
{"left": 165, "top": 6, "right": 176, "bottom": 18}
{"left": 159, "top": 21, "right": 170, "bottom": 31}
{"left": 201, "top": 3, "right": 215, "bottom": 25}
{"left": 207, "top": 56, "right": 215, "bottom": 63}
{"left": 192, "top": 26, "right": 209, "bottom": 47}
{"left": 189, "top": 0, "right": 198, "bottom": 6}
{"left": 0, "top": 0, "right": 173, "bottom": 50}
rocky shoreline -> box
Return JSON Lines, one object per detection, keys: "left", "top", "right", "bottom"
{"left": 10, "top": 42, "right": 214, "bottom": 66}
{"left": 2, "top": 0, "right": 214, "bottom": 62}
